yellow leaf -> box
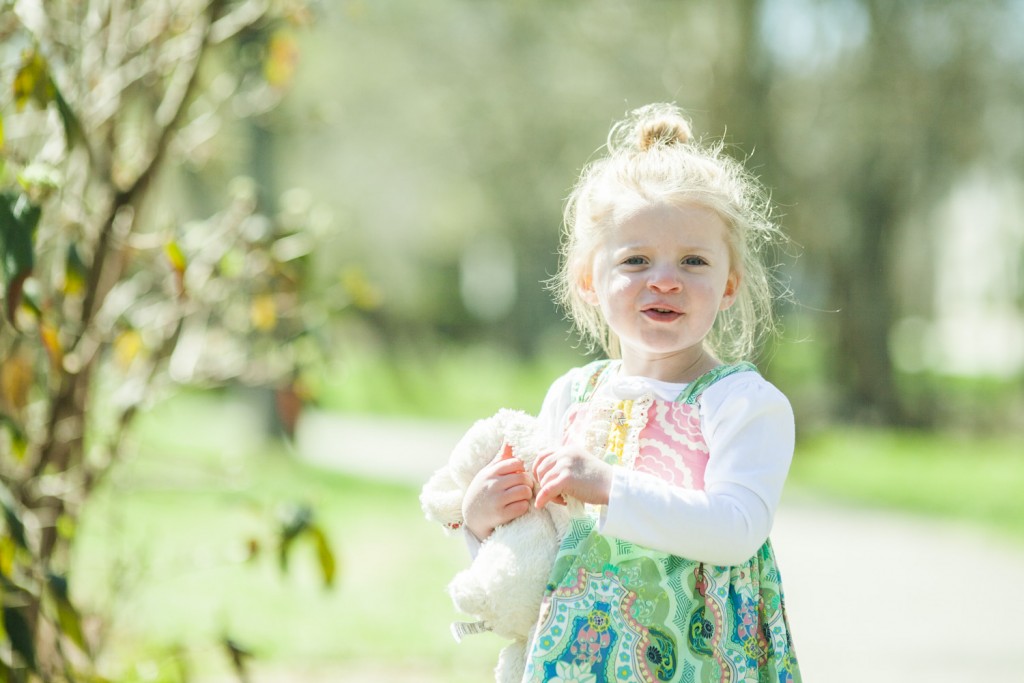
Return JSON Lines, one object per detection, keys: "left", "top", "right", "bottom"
{"left": 250, "top": 294, "right": 277, "bottom": 331}
{"left": 0, "top": 352, "right": 33, "bottom": 413}
{"left": 264, "top": 30, "right": 300, "bottom": 89}
{"left": 0, "top": 536, "right": 15, "bottom": 578}
{"left": 13, "top": 48, "right": 55, "bottom": 111}
{"left": 40, "top": 323, "right": 63, "bottom": 371}
{"left": 164, "top": 240, "right": 186, "bottom": 273}
{"left": 64, "top": 245, "right": 87, "bottom": 296}
{"left": 164, "top": 241, "right": 187, "bottom": 295}
{"left": 340, "top": 267, "right": 381, "bottom": 310}
{"left": 56, "top": 514, "right": 76, "bottom": 540}
{"left": 113, "top": 329, "right": 143, "bottom": 369}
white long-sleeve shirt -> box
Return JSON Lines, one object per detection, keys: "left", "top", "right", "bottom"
{"left": 537, "top": 364, "right": 795, "bottom": 566}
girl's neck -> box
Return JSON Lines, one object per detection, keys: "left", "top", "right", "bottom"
{"left": 620, "top": 349, "right": 717, "bottom": 384}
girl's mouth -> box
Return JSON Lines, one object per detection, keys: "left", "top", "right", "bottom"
{"left": 642, "top": 305, "right": 682, "bottom": 321}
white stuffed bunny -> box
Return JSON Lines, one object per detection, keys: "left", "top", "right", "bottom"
{"left": 420, "top": 409, "right": 571, "bottom": 683}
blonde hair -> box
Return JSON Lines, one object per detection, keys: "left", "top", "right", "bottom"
{"left": 553, "top": 103, "right": 786, "bottom": 363}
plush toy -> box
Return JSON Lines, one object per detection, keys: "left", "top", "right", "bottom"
{"left": 420, "top": 408, "right": 571, "bottom": 683}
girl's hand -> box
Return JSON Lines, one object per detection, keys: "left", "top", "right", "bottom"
{"left": 533, "top": 444, "right": 613, "bottom": 510}
{"left": 462, "top": 444, "right": 535, "bottom": 541}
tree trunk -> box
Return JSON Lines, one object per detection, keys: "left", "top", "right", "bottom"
{"left": 831, "top": 182, "right": 907, "bottom": 424}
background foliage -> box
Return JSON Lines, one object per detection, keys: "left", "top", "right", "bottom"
{"left": 280, "top": 0, "right": 1024, "bottom": 429}
{"left": 2, "top": 0, "right": 1023, "bottom": 681}
{"left": 0, "top": 1, "right": 341, "bottom": 679}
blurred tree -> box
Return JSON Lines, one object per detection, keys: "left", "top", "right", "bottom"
{"left": 0, "top": 0, "right": 341, "bottom": 678}
{"left": 748, "top": 0, "right": 1020, "bottom": 424}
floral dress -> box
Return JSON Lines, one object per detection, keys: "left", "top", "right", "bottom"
{"left": 522, "top": 361, "right": 801, "bottom": 683}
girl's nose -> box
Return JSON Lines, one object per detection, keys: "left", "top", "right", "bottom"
{"left": 647, "top": 266, "right": 682, "bottom": 292}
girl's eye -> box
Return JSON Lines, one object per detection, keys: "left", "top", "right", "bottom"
{"left": 682, "top": 256, "right": 708, "bottom": 266}
{"left": 622, "top": 256, "right": 647, "bottom": 266}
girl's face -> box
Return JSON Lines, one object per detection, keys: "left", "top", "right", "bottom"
{"left": 581, "top": 202, "right": 739, "bottom": 381}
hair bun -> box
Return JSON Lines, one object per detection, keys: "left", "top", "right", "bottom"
{"left": 638, "top": 114, "right": 692, "bottom": 150}
{"left": 609, "top": 103, "right": 693, "bottom": 153}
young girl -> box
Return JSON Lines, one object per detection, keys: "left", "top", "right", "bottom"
{"left": 462, "top": 103, "right": 801, "bottom": 683}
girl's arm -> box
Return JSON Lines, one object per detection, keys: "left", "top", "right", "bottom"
{"left": 598, "top": 374, "right": 795, "bottom": 565}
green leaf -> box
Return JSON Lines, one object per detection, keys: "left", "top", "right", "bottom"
{"left": 276, "top": 503, "right": 311, "bottom": 571}
{"left": 307, "top": 524, "right": 338, "bottom": 589}
{"left": 0, "top": 419, "right": 27, "bottom": 461}
{"left": 278, "top": 502, "right": 312, "bottom": 540}
{"left": 46, "top": 573, "right": 89, "bottom": 654}
{"left": 52, "top": 85, "right": 83, "bottom": 149}
{"left": 222, "top": 636, "right": 253, "bottom": 679}
{"left": 275, "top": 502, "right": 338, "bottom": 587}
{"left": 0, "top": 484, "right": 27, "bottom": 551}
{"left": 0, "top": 192, "right": 41, "bottom": 325}
{"left": 64, "top": 243, "right": 87, "bottom": 296}
{"left": 2, "top": 605, "right": 36, "bottom": 671}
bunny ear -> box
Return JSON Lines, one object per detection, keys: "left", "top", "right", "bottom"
{"left": 420, "top": 465, "right": 465, "bottom": 531}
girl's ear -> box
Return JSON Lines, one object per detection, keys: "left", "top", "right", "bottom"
{"left": 719, "top": 270, "right": 741, "bottom": 311}
{"left": 578, "top": 273, "right": 598, "bottom": 305}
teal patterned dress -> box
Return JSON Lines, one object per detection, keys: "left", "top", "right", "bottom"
{"left": 522, "top": 362, "right": 801, "bottom": 683}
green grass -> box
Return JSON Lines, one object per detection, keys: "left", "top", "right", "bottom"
{"left": 74, "top": 390, "right": 503, "bottom": 682}
{"left": 317, "top": 342, "right": 586, "bottom": 420}
{"left": 790, "top": 429, "right": 1024, "bottom": 543}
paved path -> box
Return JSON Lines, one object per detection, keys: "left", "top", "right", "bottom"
{"left": 296, "top": 410, "right": 1024, "bottom": 682}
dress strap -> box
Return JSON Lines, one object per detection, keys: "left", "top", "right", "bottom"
{"left": 570, "top": 359, "right": 617, "bottom": 403}
{"left": 675, "top": 361, "right": 758, "bottom": 404}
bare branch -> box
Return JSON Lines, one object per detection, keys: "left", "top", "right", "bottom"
{"left": 78, "top": 0, "right": 228, "bottom": 333}
{"left": 210, "top": 0, "right": 271, "bottom": 44}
